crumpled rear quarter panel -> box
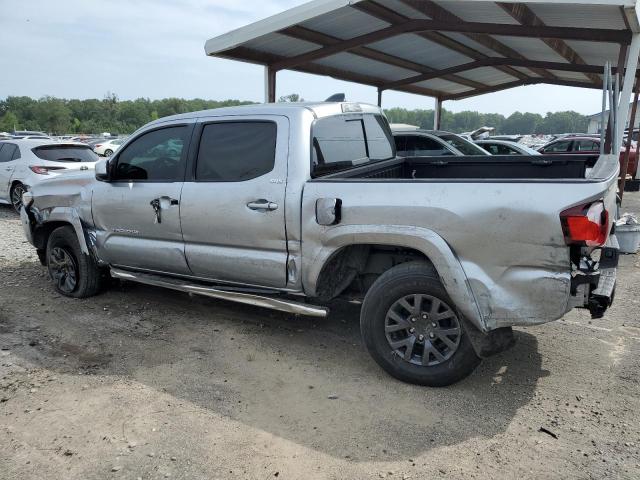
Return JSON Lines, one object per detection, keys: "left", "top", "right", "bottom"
{"left": 303, "top": 178, "right": 616, "bottom": 330}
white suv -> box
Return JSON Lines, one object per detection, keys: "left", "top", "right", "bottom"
{"left": 0, "top": 139, "right": 98, "bottom": 212}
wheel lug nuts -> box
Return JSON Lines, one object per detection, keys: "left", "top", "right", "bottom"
{"left": 422, "top": 314, "right": 428, "bottom": 320}
{"left": 431, "top": 323, "right": 437, "bottom": 328}
{"left": 409, "top": 328, "right": 416, "bottom": 334}
{"left": 411, "top": 317, "right": 417, "bottom": 323}
{"left": 418, "top": 335, "right": 425, "bottom": 341}
{"left": 429, "top": 333, "right": 436, "bottom": 339}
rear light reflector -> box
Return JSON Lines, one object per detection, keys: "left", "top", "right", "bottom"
{"left": 29, "top": 166, "right": 66, "bottom": 175}
{"left": 560, "top": 201, "right": 609, "bottom": 247}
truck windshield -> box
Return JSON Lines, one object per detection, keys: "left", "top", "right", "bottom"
{"left": 312, "top": 114, "right": 395, "bottom": 176}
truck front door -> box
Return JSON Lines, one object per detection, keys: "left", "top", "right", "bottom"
{"left": 92, "top": 124, "right": 193, "bottom": 275}
{"left": 180, "top": 116, "right": 289, "bottom": 288}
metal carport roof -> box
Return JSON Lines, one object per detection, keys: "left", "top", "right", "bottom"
{"left": 205, "top": 0, "right": 640, "bottom": 103}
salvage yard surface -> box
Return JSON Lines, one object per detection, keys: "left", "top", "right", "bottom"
{"left": 0, "top": 197, "right": 639, "bottom": 480}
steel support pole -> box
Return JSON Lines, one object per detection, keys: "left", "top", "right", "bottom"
{"left": 600, "top": 62, "right": 609, "bottom": 156}
{"left": 434, "top": 97, "right": 442, "bottom": 130}
{"left": 264, "top": 67, "right": 277, "bottom": 103}
{"left": 620, "top": 79, "right": 639, "bottom": 198}
{"left": 616, "top": 34, "right": 640, "bottom": 153}
{"left": 377, "top": 88, "right": 383, "bottom": 107}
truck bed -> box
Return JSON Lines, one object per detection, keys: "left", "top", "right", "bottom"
{"left": 318, "top": 155, "right": 598, "bottom": 181}
{"left": 302, "top": 152, "right": 619, "bottom": 331}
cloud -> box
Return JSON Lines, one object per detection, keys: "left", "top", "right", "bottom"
{"left": 0, "top": 0, "right": 605, "bottom": 115}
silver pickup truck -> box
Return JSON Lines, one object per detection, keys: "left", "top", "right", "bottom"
{"left": 20, "top": 102, "right": 620, "bottom": 386}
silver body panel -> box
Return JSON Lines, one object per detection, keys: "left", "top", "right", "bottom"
{"left": 22, "top": 103, "right": 619, "bottom": 331}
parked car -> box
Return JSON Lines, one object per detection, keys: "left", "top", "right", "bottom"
{"left": 16, "top": 135, "right": 54, "bottom": 140}
{"left": 538, "top": 136, "right": 638, "bottom": 178}
{"left": 393, "top": 128, "right": 491, "bottom": 157}
{"left": 11, "top": 130, "right": 48, "bottom": 138}
{"left": 21, "top": 102, "right": 619, "bottom": 387}
{"left": 394, "top": 130, "right": 461, "bottom": 156}
{"left": 475, "top": 139, "right": 541, "bottom": 156}
{"left": 94, "top": 138, "right": 125, "bottom": 157}
{"left": 0, "top": 139, "right": 99, "bottom": 212}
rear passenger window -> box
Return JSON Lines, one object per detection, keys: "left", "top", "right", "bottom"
{"left": 0, "top": 144, "right": 18, "bottom": 162}
{"left": 574, "top": 140, "right": 598, "bottom": 152}
{"left": 196, "top": 122, "right": 276, "bottom": 182}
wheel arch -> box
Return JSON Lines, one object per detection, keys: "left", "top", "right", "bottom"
{"left": 33, "top": 207, "right": 90, "bottom": 256}
{"left": 304, "top": 225, "right": 485, "bottom": 331}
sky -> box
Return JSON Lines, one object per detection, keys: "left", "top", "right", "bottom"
{"left": 1, "top": 0, "right": 606, "bottom": 116}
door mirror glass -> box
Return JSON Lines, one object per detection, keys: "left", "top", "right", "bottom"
{"left": 316, "top": 198, "right": 342, "bottom": 226}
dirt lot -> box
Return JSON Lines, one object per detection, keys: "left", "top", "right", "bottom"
{"left": 1, "top": 196, "right": 639, "bottom": 480}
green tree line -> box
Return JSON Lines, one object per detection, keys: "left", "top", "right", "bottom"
{"left": 384, "top": 107, "right": 590, "bottom": 135}
{"left": 0, "top": 94, "right": 589, "bottom": 135}
{"left": 0, "top": 94, "right": 252, "bottom": 135}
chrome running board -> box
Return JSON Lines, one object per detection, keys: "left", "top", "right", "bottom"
{"left": 110, "top": 268, "right": 329, "bottom": 318}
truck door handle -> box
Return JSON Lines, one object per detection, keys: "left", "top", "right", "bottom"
{"left": 247, "top": 199, "right": 278, "bottom": 211}
{"left": 150, "top": 197, "right": 180, "bottom": 224}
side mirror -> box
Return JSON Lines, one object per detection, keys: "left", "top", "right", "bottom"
{"left": 316, "top": 198, "right": 342, "bottom": 226}
{"left": 95, "top": 158, "right": 113, "bottom": 182}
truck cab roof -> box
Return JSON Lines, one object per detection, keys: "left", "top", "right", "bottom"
{"left": 146, "top": 102, "right": 384, "bottom": 127}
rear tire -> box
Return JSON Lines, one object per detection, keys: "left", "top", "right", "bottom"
{"left": 361, "top": 261, "right": 481, "bottom": 387}
{"left": 46, "top": 226, "right": 103, "bottom": 298}
{"left": 10, "top": 182, "right": 27, "bottom": 213}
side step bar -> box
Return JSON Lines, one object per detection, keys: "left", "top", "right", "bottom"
{"left": 110, "top": 268, "right": 329, "bottom": 318}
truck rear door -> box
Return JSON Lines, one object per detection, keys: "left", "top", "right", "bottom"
{"left": 180, "top": 116, "right": 289, "bottom": 288}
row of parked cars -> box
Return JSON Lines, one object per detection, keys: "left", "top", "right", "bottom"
{"left": 0, "top": 132, "right": 127, "bottom": 211}
{"left": 391, "top": 125, "right": 638, "bottom": 179}
{"left": 1, "top": 122, "right": 634, "bottom": 214}
{"left": 0, "top": 131, "right": 126, "bottom": 157}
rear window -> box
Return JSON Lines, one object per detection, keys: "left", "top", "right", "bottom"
{"left": 32, "top": 145, "right": 98, "bottom": 163}
{"left": 439, "top": 134, "right": 488, "bottom": 156}
{"left": 312, "top": 114, "right": 395, "bottom": 176}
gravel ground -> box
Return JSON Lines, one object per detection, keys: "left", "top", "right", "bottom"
{"left": 1, "top": 195, "right": 639, "bottom": 480}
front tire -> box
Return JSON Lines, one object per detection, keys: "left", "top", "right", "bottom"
{"left": 361, "top": 262, "right": 481, "bottom": 387}
{"left": 46, "top": 226, "right": 103, "bottom": 298}
{"left": 104, "top": 149, "right": 113, "bottom": 157}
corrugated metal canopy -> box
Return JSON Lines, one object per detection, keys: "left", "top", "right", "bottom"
{"left": 205, "top": 0, "right": 640, "bottom": 101}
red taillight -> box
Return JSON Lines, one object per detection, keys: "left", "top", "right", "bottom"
{"left": 560, "top": 201, "right": 609, "bottom": 247}
{"left": 29, "top": 166, "right": 66, "bottom": 175}
{"left": 95, "top": 144, "right": 102, "bottom": 148}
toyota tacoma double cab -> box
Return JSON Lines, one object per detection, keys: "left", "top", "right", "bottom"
{"left": 20, "top": 102, "right": 620, "bottom": 386}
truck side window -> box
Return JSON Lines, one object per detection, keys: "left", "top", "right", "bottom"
{"left": 115, "top": 126, "right": 188, "bottom": 181}
{"left": 196, "top": 122, "right": 276, "bottom": 182}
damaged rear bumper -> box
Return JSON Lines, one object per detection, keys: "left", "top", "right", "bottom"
{"left": 569, "top": 236, "right": 618, "bottom": 319}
